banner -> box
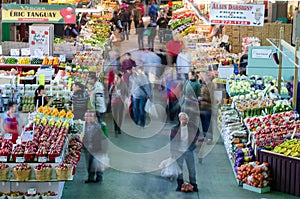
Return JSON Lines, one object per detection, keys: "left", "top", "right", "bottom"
{"left": 2, "top": 4, "right": 76, "bottom": 24}
{"left": 210, "top": 3, "right": 265, "bottom": 26}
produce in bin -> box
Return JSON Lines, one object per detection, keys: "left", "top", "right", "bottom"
{"left": 0, "top": 140, "right": 13, "bottom": 160}
{"left": 237, "top": 162, "right": 270, "bottom": 188}
{"left": 7, "top": 191, "right": 23, "bottom": 199}
{"left": 13, "top": 163, "right": 32, "bottom": 181}
{"left": 35, "top": 163, "right": 52, "bottom": 181}
{"left": 273, "top": 139, "right": 300, "bottom": 157}
{"left": 41, "top": 191, "right": 58, "bottom": 199}
{"left": 273, "top": 100, "right": 292, "bottom": 113}
{"left": 234, "top": 148, "right": 255, "bottom": 171}
{"left": 24, "top": 192, "right": 40, "bottom": 199}
{"left": 12, "top": 144, "right": 25, "bottom": 162}
{"left": 55, "top": 163, "right": 73, "bottom": 180}
{"left": 5, "top": 58, "right": 18, "bottom": 64}
{"left": 0, "top": 192, "right": 6, "bottom": 199}
{"left": 0, "top": 163, "right": 9, "bottom": 180}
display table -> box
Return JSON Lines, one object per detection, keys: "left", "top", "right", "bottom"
{"left": 257, "top": 149, "right": 300, "bottom": 196}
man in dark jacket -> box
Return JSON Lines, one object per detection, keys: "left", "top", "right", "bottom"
{"left": 156, "top": 13, "right": 168, "bottom": 43}
{"left": 147, "top": 18, "right": 157, "bottom": 52}
{"left": 170, "top": 112, "right": 199, "bottom": 192}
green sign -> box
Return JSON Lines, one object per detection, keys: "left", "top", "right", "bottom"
{"left": 2, "top": 4, "right": 76, "bottom": 24}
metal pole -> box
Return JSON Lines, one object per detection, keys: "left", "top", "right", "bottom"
{"left": 278, "top": 27, "right": 284, "bottom": 94}
{"left": 293, "top": 37, "right": 299, "bottom": 109}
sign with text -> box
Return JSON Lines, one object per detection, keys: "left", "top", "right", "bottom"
{"left": 2, "top": 4, "right": 76, "bottom": 24}
{"left": 21, "top": 131, "right": 34, "bottom": 142}
{"left": 252, "top": 49, "right": 272, "bottom": 59}
{"left": 210, "top": 3, "right": 265, "bottom": 26}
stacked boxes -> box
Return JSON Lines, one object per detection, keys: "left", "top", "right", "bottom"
{"left": 225, "top": 23, "right": 293, "bottom": 53}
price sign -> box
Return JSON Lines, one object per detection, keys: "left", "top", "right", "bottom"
{"left": 0, "top": 156, "right": 7, "bottom": 162}
{"left": 28, "top": 188, "right": 36, "bottom": 195}
{"left": 10, "top": 49, "right": 20, "bottom": 56}
{"left": 38, "top": 156, "right": 47, "bottom": 162}
{"left": 21, "top": 131, "right": 34, "bottom": 142}
{"left": 39, "top": 74, "right": 45, "bottom": 86}
{"left": 0, "top": 45, "right": 2, "bottom": 55}
{"left": 16, "top": 157, "right": 25, "bottom": 163}
{"left": 4, "top": 134, "right": 12, "bottom": 140}
{"left": 21, "top": 48, "right": 31, "bottom": 56}
{"left": 55, "top": 157, "right": 62, "bottom": 163}
{"left": 59, "top": 54, "right": 66, "bottom": 63}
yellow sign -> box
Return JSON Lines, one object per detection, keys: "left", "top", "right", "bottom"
{"left": 2, "top": 4, "right": 76, "bottom": 24}
{"left": 39, "top": 74, "right": 45, "bottom": 86}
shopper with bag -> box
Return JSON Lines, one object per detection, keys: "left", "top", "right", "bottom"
{"left": 111, "top": 72, "right": 128, "bottom": 136}
{"left": 70, "top": 82, "right": 89, "bottom": 120}
{"left": 83, "top": 111, "right": 108, "bottom": 183}
{"left": 146, "top": 18, "right": 157, "bottom": 51}
{"left": 129, "top": 67, "right": 152, "bottom": 127}
{"left": 136, "top": 18, "right": 145, "bottom": 50}
{"left": 170, "top": 112, "right": 200, "bottom": 192}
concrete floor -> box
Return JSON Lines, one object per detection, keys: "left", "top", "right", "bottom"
{"left": 61, "top": 28, "right": 299, "bottom": 199}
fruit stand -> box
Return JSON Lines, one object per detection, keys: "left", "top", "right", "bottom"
{"left": 0, "top": 107, "right": 83, "bottom": 199}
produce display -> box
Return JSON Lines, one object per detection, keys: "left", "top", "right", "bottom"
{"left": 17, "top": 58, "right": 30, "bottom": 65}
{"left": 37, "top": 106, "right": 73, "bottom": 118}
{"left": 237, "top": 162, "right": 270, "bottom": 188}
{"left": 227, "top": 79, "right": 251, "bottom": 96}
{"left": 5, "top": 58, "right": 18, "bottom": 64}
{"left": 234, "top": 148, "right": 255, "bottom": 170}
{"left": 273, "top": 100, "right": 293, "bottom": 113}
{"left": 273, "top": 139, "right": 300, "bottom": 157}
{"left": 21, "top": 95, "right": 35, "bottom": 113}
{"left": 42, "top": 57, "right": 60, "bottom": 66}
{"left": 79, "top": 23, "right": 110, "bottom": 47}
{"left": 30, "top": 58, "right": 43, "bottom": 65}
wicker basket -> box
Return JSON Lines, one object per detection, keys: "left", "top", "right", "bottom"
{"left": 13, "top": 169, "right": 31, "bottom": 181}
{"left": 34, "top": 168, "right": 52, "bottom": 181}
{"left": 55, "top": 167, "right": 73, "bottom": 180}
{"left": 0, "top": 168, "right": 9, "bottom": 180}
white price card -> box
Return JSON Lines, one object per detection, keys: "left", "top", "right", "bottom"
{"left": 21, "top": 48, "right": 31, "bottom": 56}
{"left": 38, "top": 156, "right": 47, "bottom": 162}
{"left": 0, "top": 45, "right": 2, "bottom": 55}
{"left": 0, "top": 156, "right": 7, "bottom": 162}
{"left": 28, "top": 188, "right": 36, "bottom": 195}
{"left": 4, "top": 134, "right": 12, "bottom": 140}
{"left": 55, "top": 157, "right": 62, "bottom": 163}
{"left": 21, "top": 131, "right": 34, "bottom": 142}
{"left": 16, "top": 157, "right": 25, "bottom": 163}
{"left": 10, "top": 49, "right": 20, "bottom": 56}
{"left": 59, "top": 54, "right": 66, "bottom": 63}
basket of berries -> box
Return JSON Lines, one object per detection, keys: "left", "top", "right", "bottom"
{"left": 7, "top": 191, "right": 23, "bottom": 199}
{"left": 41, "top": 191, "right": 58, "bottom": 199}
{"left": 24, "top": 192, "right": 40, "bottom": 199}
{"left": 0, "top": 163, "right": 9, "bottom": 180}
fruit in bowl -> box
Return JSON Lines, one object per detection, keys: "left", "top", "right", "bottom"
{"left": 14, "top": 163, "right": 31, "bottom": 171}
{"left": 7, "top": 191, "right": 23, "bottom": 199}
{"left": 41, "top": 191, "right": 58, "bottom": 199}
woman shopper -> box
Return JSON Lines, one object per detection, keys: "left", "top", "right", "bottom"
{"left": 3, "top": 101, "right": 19, "bottom": 144}
{"left": 170, "top": 112, "right": 199, "bottom": 192}
{"left": 70, "top": 82, "right": 89, "bottom": 120}
{"left": 198, "top": 71, "right": 213, "bottom": 144}
{"left": 111, "top": 72, "right": 128, "bottom": 136}
{"left": 34, "top": 85, "right": 53, "bottom": 109}
{"left": 136, "top": 18, "right": 145, "bottom": 50}
{"left": 83, "top": 111, "right": 108, "bottom": 183}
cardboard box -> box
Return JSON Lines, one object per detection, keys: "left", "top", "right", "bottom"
{"left": 243, "top": 184, "right": 270, "bottom": 194}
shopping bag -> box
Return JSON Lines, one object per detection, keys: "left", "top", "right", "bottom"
{"left": 98, "top": 153, "right": 110, "bottom": 171}
{"left": 144, "top": 99, "right": 158, "bottom": 118}
{"left": 143, "top": 29, "right": 151, "bottom": 36}
{"left": 159, "top": 158, "right": 182, "bottom": 178}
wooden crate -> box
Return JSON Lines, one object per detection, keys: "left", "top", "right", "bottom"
{"left": 253, "top": 27, "right": 263, "bottom": 40}
{"left": 247, "top": 27, "right": 254, "bottom": 32}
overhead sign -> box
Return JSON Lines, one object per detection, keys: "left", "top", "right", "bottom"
{"left": 2, "top": 4, "right": 76, "bottom": 24}
{"left": 210, "top": 3, "right": 265, "bottom": 26}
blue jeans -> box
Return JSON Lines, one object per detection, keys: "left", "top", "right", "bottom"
{"left": 158, "top": 29, "right": 165, "bottom": 43}
{"left": 133, "top": 97, "right": 147, "bottom": 127}
{"left": 84, "top": 148, "right": 103, "bottom": 181}
{"left": 176, "top": 150, "right": 196, "bottom": 185}
{"left": 122, "top": 22, "right": 129, "bottom": 40}
{"left": 138, "top": 34, "right": 144, "bottom": 49}
{"left": 200, "top": 109, "right": 212, "bottom": 139}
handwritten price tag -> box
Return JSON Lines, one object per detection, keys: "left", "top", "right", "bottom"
{"left": 4, "top": 134, "right": 12, "bottom": 140}
{"left": 55, "top": 157, "right": 62, "bottom": 163}
{"left": 28, "top": 188, "right": 36, "bottom": 195}
{"left": 16, "top": 157, "right": 25, "bottom": 163}
{"left": 38, "top": 157, "right": 47, "bottom": 163}
{"left": 0, "top": 156, "right": 7, "bottom": 162}
{"left": 21, "top": 131, "right": 34, "bottom": 142}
